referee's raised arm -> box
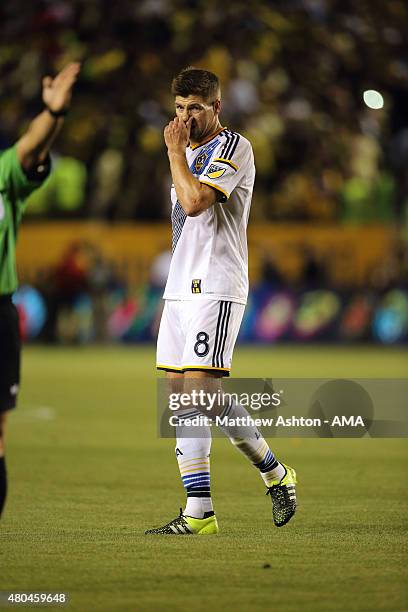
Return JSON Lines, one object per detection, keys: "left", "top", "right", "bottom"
{"left": 16, "top": 62, "right": 80, "bottom": 172}
{"left": 0, "top": 61, "right": 80, "bottom": 521}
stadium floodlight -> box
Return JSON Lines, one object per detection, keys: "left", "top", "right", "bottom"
{"left": 363, "top": 89, "right": 384, "bottom": 109}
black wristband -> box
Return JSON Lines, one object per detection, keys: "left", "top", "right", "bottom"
{"left": 23, "top": 154, "right": 51, "bottom": 182}
{"left": 46, "top": 106, "right": 69, "bottom": 118}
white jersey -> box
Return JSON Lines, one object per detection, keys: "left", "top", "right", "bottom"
{"left": 163, "top": 127, "right": 255, "bottom": 305}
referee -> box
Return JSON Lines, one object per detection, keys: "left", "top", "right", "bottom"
{"left": 0, "top": 62, "right": 80, "bottom": 518}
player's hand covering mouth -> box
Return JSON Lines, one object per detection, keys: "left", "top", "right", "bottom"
{"left": 187, "top": 118, "right": 196, "bottom": 137}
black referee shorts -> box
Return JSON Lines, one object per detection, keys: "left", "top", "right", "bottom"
{"left": 0, "top": 295, "right": 21, "bottom": 412}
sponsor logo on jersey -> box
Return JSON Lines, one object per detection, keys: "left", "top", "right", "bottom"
{"left": 191, "top": 279, "right": 202, "bottom": 294}
{"left": 205, "top": 164, "right": 226, "bottom": 179}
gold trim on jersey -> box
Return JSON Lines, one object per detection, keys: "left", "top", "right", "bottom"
{"left": 213, "top": 158, "right": 239, "bottom": 171}
{"left": 199, "top": 181, "right": 229, "bottom": 201}
{"left": 182, "top": 365, "right": 231, "bottom": 372}
{"left": 190, "top": 127, "right": 227, "bottom": 150}
{"left": 156, "top": 364, "right": 231, "bottom": 373}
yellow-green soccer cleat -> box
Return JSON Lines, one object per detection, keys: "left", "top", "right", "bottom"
{"left": 145, "top": 509, "right": 219, "bottom": 535}
{"left": 267, "top": 464, "right": 297, "bottom": 527}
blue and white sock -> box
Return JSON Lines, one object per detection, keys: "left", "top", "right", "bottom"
{"left": 218, "top": 402, "right": 285, "bottom": 487}
{"left": 175, "top": 410, "right": 213, "bottom": 519}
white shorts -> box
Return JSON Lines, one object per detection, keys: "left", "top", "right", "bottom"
{"left": 156, "top": 299, "right": 245, "bottom": 376}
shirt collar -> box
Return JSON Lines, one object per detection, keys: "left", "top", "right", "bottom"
{"left": 189, "top": 127, "right": 227, "bottom": 151}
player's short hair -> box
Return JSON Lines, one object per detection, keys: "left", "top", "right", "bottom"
{"left": 171, "top": 67, "right": 221, "bottom": 102}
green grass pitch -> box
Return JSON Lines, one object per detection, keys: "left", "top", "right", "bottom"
{"left": 1, "top": 345, "right": 407, "bottom": 612}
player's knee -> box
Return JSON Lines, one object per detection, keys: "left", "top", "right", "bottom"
{"left": 165, "top": 372, "right": 184, "bottom": 395}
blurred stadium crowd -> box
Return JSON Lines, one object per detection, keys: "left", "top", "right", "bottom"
{"left": 2, "top": 0, "right": 408, "bottom": 344}
{"left": 13, "top": 238, "right": 408, "bottom": 345}
{"left": 1, "top": 0, "right": 408, "bottom": 223}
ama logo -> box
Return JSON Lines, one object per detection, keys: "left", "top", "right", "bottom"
{"left": 308, "top": 379, "right": 374, "bottom": 437}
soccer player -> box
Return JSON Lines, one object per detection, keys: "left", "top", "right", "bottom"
{"left": 146, "top": 68, "right": 297, "bottom": 535}
{"left": 0, "top": 62, "right": 80, "bottom": 519}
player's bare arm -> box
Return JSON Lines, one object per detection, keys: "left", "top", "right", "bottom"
{"left": 16, "top": 62, "right": 80, "bottom": 171}
{"left": 164, "top": 116, "right": 217, "bottom": 217}
{"left": 0, "top": 61, "right": 80, "bottom": 521}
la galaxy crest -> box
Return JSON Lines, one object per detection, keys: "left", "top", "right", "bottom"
{"left": 190, "top": 140, "right": 220, "bottom": 176}
{"left": 193, "top": 151, "right": 208, "bottom": 174}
